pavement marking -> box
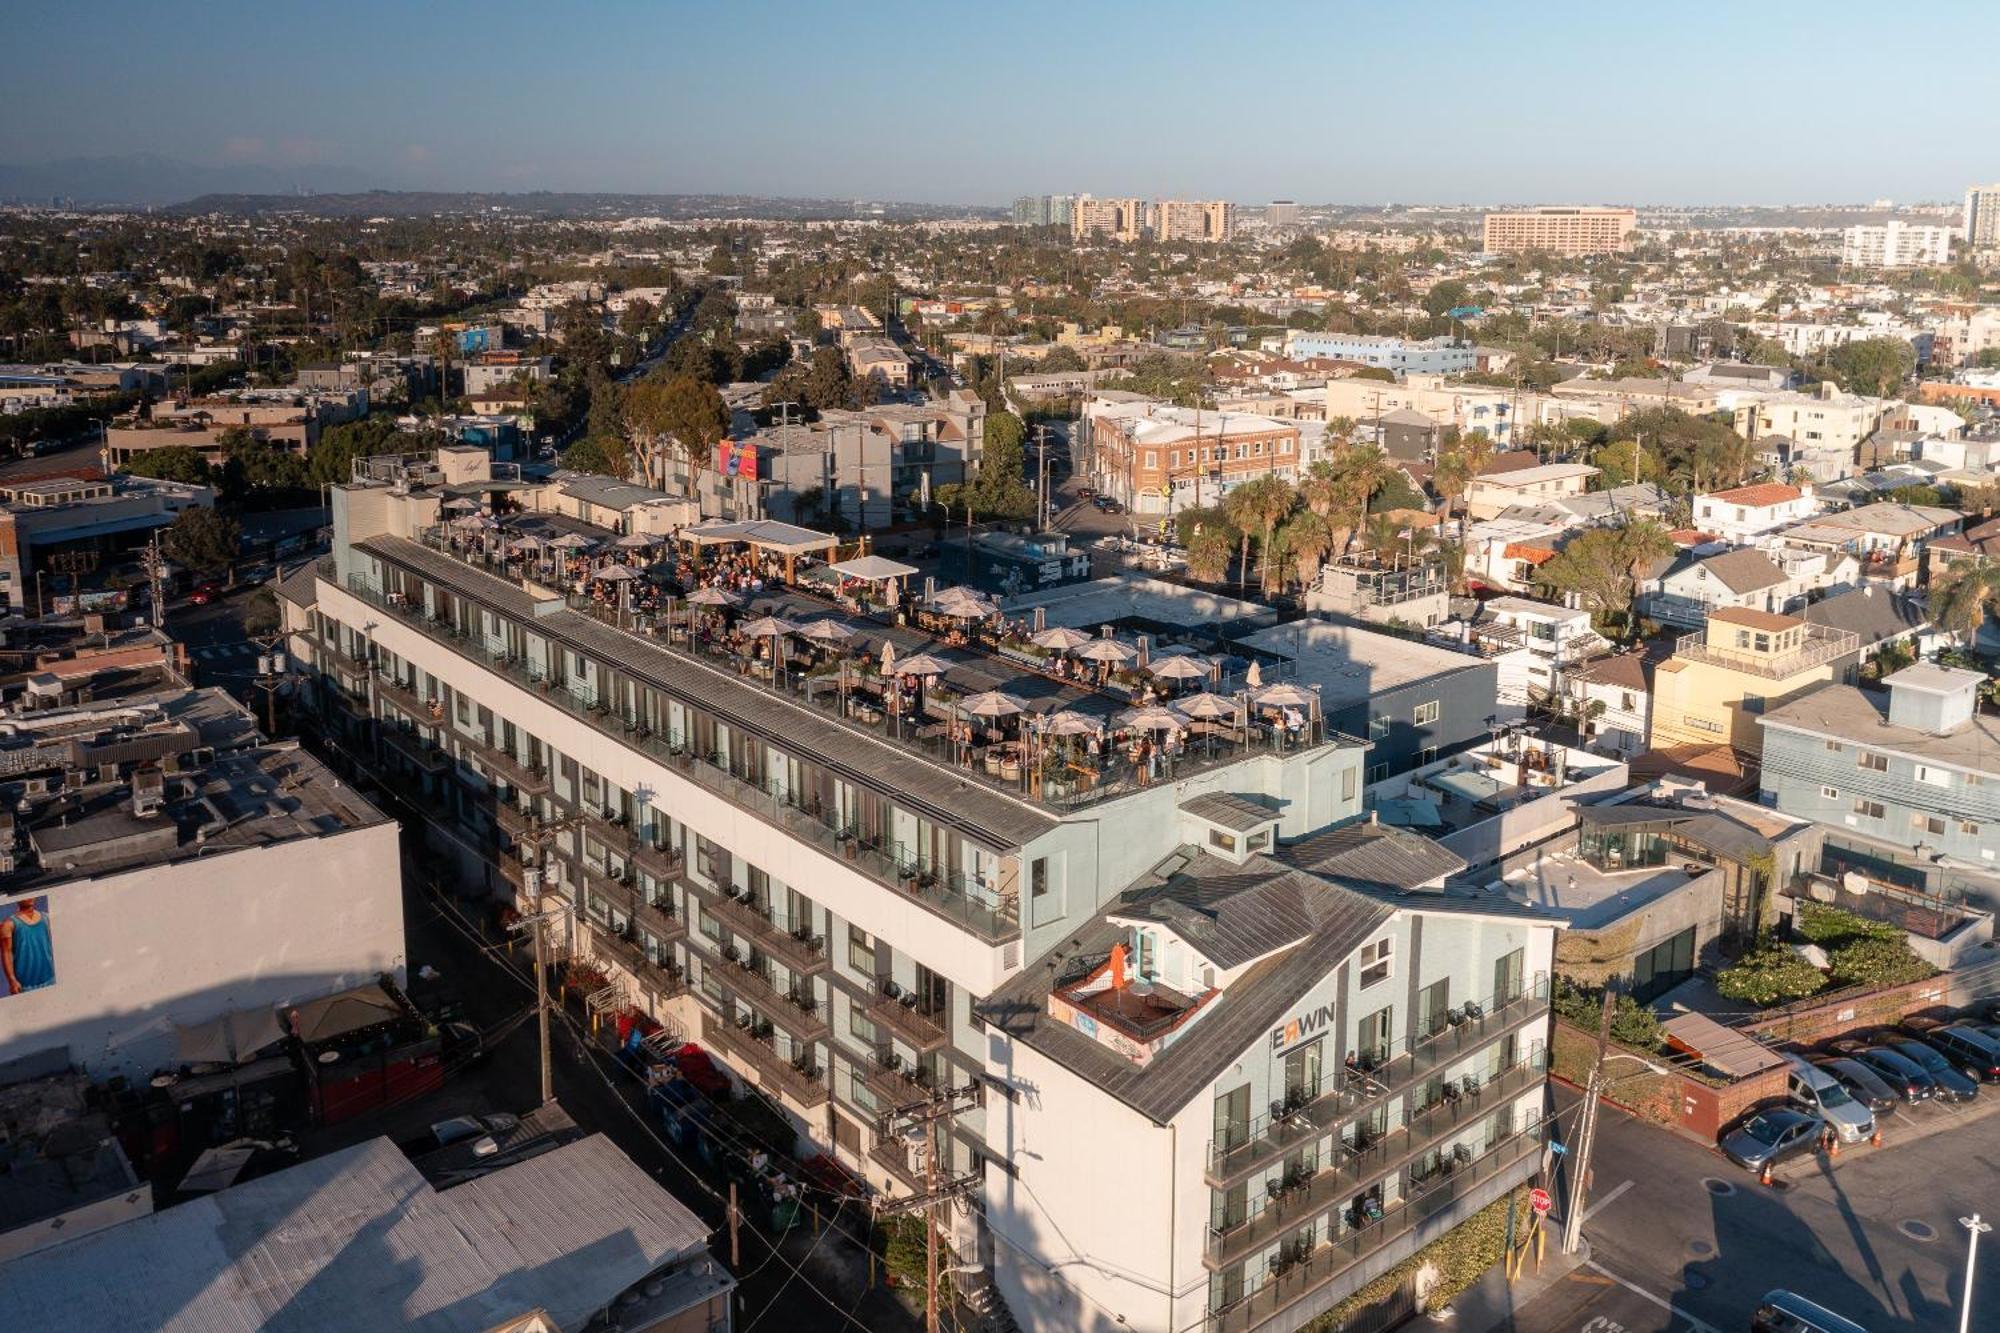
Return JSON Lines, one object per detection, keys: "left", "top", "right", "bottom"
{"left": 1579, "top": 1178, "right": 1633, "bottom": 1224}
{"left": 1581, "top": 1261, "right": 1723, "bottom": 1333}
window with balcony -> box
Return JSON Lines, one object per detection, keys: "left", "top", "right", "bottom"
{"left": 849, "top": 924, "right": 875, "bottom": 973}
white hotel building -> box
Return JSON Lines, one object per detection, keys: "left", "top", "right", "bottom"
{"left": 280, "top": 450, "right": 1555, "bottom": 1333}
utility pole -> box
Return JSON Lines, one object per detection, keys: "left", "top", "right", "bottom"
{"left": 507, "top": 812, "right": 582, "bottom": 1106}
{"left": 1962, "top": 1213, "right": 1991, "bottom": 1333}
{"left": 875, "top": 1083, "right": 983, "bottom": 1333}
{"left": 251, "top": 630, "right": 287, "bottom": 737}
{"left": 1032, "top": 424, "right": 1051, "bottom": 530}
{"left": 143, "top": 531, "right": 167, "bottom": 629}
{"left": 1562, "top": 986, "right": 1616, "bottom": 1255}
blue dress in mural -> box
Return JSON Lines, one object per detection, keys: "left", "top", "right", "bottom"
{"left": 4, "top": 902, "right": 53, "bottom": 994}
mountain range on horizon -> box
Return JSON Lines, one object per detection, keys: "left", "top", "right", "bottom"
{"left": 0, "top": 152, "right": 379, "bottom": 206}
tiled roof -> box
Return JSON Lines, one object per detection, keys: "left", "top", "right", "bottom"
{"left": 1704, "top": 482, "right": 1803, "bottom": 508}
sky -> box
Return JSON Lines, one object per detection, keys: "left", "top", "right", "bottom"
{"left": 5, "top": 0, "right": 1997, "bottom": 205}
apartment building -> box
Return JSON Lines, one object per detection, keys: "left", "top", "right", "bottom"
{"left": 1691, "top": 482, "right": 1818, "bottom": 545}
{"left": 1283, "top": 333, "right": 1473, "bottom": 377}
{"left": 271, "top": 450, "right": 1532, "bottom": 1331}
{"left": 1479, "top": 207, "right": 1636, "bottom": 256}
{"left": 1648, "top": 608, "right": 1859, "bottom": 760}
{"left": 982, "top": 821, "right": 1556, "bottom": 1333}
{"left": 1307, "top": 556, "right": 1449, "bottom": 630}
{"left": 1321, "top": 378, "right": 1520, "bottom": 451}
{"left": 1462, "top": 463, "right": 1597, "bottom": 521}
{"left": 1080, "top": 396, "right": 1302, "bottom": 515}
{"left": 1737, "top": 383, "right": 1887, "bottom": 455}
{"left": 1964, "top": 183, "right": 2000, "bottom": 254}
{"left": 757, "top": 395, "right": 986, "bottom": 529}
{"left": 1012, "top": 194, "right": 1077, "bottom": 227}
{"left": 1154, "top": 199, "right": 1237, "bottom": 244}
{"left": 1073, "top": 195, "right": 1148, "bottom": 243}
{"left": 0, "top": 474, "right": 213, "bottom": 615}
{"left": 1840, "top": 221, "right": 1952, "bottom": 270}
{"left": 1759, "top": 665, "right": 2000, "bottom": 914}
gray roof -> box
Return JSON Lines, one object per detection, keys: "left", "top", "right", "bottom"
{"left": 556, "top": 473, "right": 683, "bottom": 511}
{"left": 1179, "top": 791, "right": 1278, "bottom": 833}
{"left": 361, "top": 536, "right": 1059, "bottom": 850}
{"left": 1279, "top": 820, "right": 1467, "bottom": 894}
{"left": 980, "top": 851, "right": 1393, "bottom": 1124}
{"left": 1802, "top": 586, "right": 1928, "bottom": 645}
{"left": 0, "top": 1134, "right": 714, "bottom": 1333}
{"left": 273, "top": 558, "right": 321, "bottom": 611}
{"left": 1760, "top": 683, "right": 2000, "bottom": 775}
{"left": 1697, "top": 547, "right": 1788, "bottom": 594}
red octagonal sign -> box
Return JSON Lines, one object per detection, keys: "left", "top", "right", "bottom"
{"left": 1529, "top": 1187, "right": 1552, "bottom": 1216}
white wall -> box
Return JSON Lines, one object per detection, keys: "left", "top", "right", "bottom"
{"left": 0, "top": 821, "right": 405, "bottom": 1077}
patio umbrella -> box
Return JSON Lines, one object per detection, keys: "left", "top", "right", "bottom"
{"left": 686, "top": 586, "right": 743, "bottom": 607}
{"left": 880, "top": 640, "right": 896, "bottom": 673}
{"left": 506, "top": 536, "right": 544, "bottom": 556}
{"left": 930, "top": 584, "right": 987, "bottom": 606}
{"left": 932, "top": 597, "right": 997, "bottom": 620}
{"left": 1074, "top": 639, "right": 1136, "bottom": 665}
{"left": 1246, "top": 660, "right": 1264, "bottom": 688}
{"left": 1118, "top": 706, "right": 1186, "bottom": 732}
{"left": 1150, "top": 655, "right": 1211, "bottom": 681}
{"left": 451, "top": 512, "right": 496, "bottom": 530}
{"left": 892, "top": 652, "right": 954, "bottom": 677}
{"left": 1030, "top": 626, "right": 1094, "bottom": 652}
{"left": 958, "top": 690, "right": 1023, "bottom": 719}
{"left": 1252, "top": 683, "right": 1317, "bottom": 709}
{"left": 549, "top": 532, "right": 594, "bottom": 550}
{"left": 595, "top": 563, "right": 641, "bottom": 582}
{"left": 739, "top": 615, "right": 800, "bottom": 638}
{"left": 442, "top": 497, "right": 477, "bottom": 512}
{"left": 1040, "top": 711, "right": 1104, "bottom": 736}
{"left": 796, "top": 618, "right": 856, "bottom": 644}
{"left": 1175, "top": 692, "right": 1242, "bottom": 722}
{"left": 614, "top": 532, "right": 657, "bottom": 550}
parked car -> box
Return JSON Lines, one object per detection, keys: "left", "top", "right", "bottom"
{"left": 1885, "top": 1039, "right": 1981, "bottom": 1101}
{"left": 1908, "top": 1025, "right": 2000, "bottom": 1083}
{"left": 1782, "top": 1055, "right": 1875, "bottom": 1143}
{"left": 1827, "top": 1040, "right": 1936, "bottom": 1101}
{"left": 188, "top": 581, "right": 223, "bottom": 605}
{"left": 1075, "top": 485, "right": 1096, "bottom": 500}
{"left": 399, "top": 1112, "right": 519, "bottom": 1157}
{"left": 1812, "top": 1056, "right": 1899, "bottom": 1116}
{"left": 1718, "top": 1106, "right": 1826, "bottom": 1173}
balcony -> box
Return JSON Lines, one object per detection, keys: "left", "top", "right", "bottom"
{"left": 717, "top": 948, "right": 829, "bottom": 1042}
{"left": 459, "top": 730, "right": 552, "bottom": 794}
{"left": 632, "top": 892, "right": 685, "bottom": 942}
{"left": 629, "top": 839, "right": 685, "bottom": 882}
{"left": 381, "top": 725, "right": 449, "bottom": 773}
{"left": 1206, "top": 975, "right": 1550, "bottom": 1187}
{"left": 1207, "top": 1119, "right": 1547, "bottom": 1333}
{"left": 591, "top": 926, "right": 688, "bottom": 998}
{"left": 494, "top": 802, "right": 535, "bottom": 838}
{"left": 704, "top": 888, "right": 830, "bottom": 975}
{"left": 329, "top": 687, "right": 370, "bottom": 719}
{"left": 861, "top": 1050, "right": 938, "bottom": 1109}
{"left": 1204, "top": 1048, "right": 1546, "bottom": 1271}
{"left": 1670, "top": 624, "right": 1858, "bottom": 680}
{"left": 701, "top": 1013, "right": 829, "bottom": 1108}
{"left": 864, "top": 984, "right": 951, "bottom": 1054}
{"left": 870, "top": 1138, "right": 926, "bottom": 1191}
{"left": 373, "top": 671, "right": 432, "bottom": 717}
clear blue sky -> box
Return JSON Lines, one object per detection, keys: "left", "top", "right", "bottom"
{"left": 6, "top": 0, "right": 1995, "bottom": 204}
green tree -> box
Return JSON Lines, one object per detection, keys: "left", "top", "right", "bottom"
{"left": 1534, "top": 520, "right": 1675, "bottom": 634}
{"left": 1227, "top": 475, "right": 1299, "bottom": 594}
{"left": 1827, "top": 337, "right": 1916, "bottom": 397}
{"left": 309, "top": 415, "right": 426, "bottom": 487}
{"left": 120, "top": 445, "right": 212, "bottom": 486}
{"left": 626, "top": 372, "right": 729, "bottom": 479}
{"left": 1928, "top": 557, "right": 2000, "bottom": 642}
{"left": 1590, "top": 438, "right": 1669, "bottom": 488}
{"left": 1185, "top": 526, "right": 1233, "bottom": 583}
{"left": 966, "top": 410, "right": 1036, "bottom": 520}
{"left": 162, "top": 506, "right": 241, "bottom": 574}
{"left": 1037, "top": 345, "right": 1087, "bottom": 373}
{"left": 560, "top": 435, "right": 630, "bottom": 477}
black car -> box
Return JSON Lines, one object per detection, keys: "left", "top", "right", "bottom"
{"left": 1919, "top": 1025, "right": 2000, "bottom": 1083}
{"left": 1833, "top": 1042, "right": 1937, "bottom": 1101}
{"left": 1887, "top": 1040, "right": 1981, "bottom": 1101}
{"left": 1719, "top": 1106, "right": 1826, "bottom": 1173}
{"left": 1812, "top": 1056, "right": 1899, "bottom": 1115}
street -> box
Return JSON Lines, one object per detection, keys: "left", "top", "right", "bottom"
{"left": 1492, "top": 1087, "right": 1999, "bottom": 1333}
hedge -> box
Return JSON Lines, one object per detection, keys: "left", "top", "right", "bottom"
{"left": 1305, "top": 1188, "right": 1530, "bottom": 1329}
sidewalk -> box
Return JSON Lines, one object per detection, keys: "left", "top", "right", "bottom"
{"left": 1413, "top": 1235, "right": 1592, "bottom": 1333}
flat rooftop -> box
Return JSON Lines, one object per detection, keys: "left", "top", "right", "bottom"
{"left": 1234, "top": 618, "right": 1487, "bottom": 710}
{"left": 1496, "top": 843, "right": 1697, "bottom": 930}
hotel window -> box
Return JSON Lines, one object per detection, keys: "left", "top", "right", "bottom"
{"left": 1145, "top": 451, "right": 1157, "bottom": 468}
{"left": 1962, "top": 821, "right": 1982, "bottom": 836}
{"left": 848, "top": 924, "right": 875, "bottom": 972}
{"left": 1359, "top": 937, "right": 1393, "bottom": 987}
{"left": 1030, "top": 856, "right": 1050, "bottom": 900}
{"left": 1820, "top": 786, "right": 1838, "bottom": 799}
{"left": 1856, "top": 752, "right": 1888, "bottom": 772}
{"left": 1824, "top": 739, "right": 1843, "bottom": 753}
{"left": 1281, "top": 439, "right": 1293, "bottom": 454}
{"left": 1852, "top": 798, "right": 1884, "bottom": 819}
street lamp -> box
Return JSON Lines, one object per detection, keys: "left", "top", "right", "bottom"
{"left": 1962, "top": 1213, "right": 1991, "bottom": 1333}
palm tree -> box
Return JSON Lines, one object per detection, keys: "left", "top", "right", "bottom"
{"left": 1278, "top": 509, "right": 1334, "bottom": 592}
{"left": 1930, "top": 557, "right": 2000, "bottom": 643}
{"left": 1329, "top": 442, "right": 1394, "bottom": 562}
{"left": 1225, "top": 475, "right": 1297, "bottom": 595}
{"left": 1186, "top": 527, "right": 1233, "bottom": 584}
{"left": 1297, "top": 459, "right": 1341, "bottom": 521}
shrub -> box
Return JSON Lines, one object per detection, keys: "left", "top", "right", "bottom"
{"left": 1794, "top": 902, "right": 1901, "bottom": 947}
{"left": 1714, "top": 945, "right": 1825, "bottom": 1006}
{"left": 1552, "top": 977, "right": 1665, "bottom": 1050}
{"left": 1826, "top": 935, "right": 1934, "bottom": 989}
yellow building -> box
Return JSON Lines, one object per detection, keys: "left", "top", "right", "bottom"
{"left": 1648, "top": 608, "right": 1858, "bottom": 760}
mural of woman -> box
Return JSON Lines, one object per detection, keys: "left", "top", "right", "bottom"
{"left": 2, "top": 897, "right": 54, "bottom": 995}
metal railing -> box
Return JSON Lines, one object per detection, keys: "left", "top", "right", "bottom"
{"left": 1670, "top": 624, "right": 1858, "bottom": 679}
{"left": 345, "top": 573, "right": 1024, "bottom": 943}
{"left": 701, "top": 1012, "right": 829, "bottom": 1108}
{"left": 717, "top": 949, "right": 829, "bottom": 1042}
{"left": 1207, "top": 973, "right": 1549, "bottom": 1184}
{"left": 1208, "top": 1116, "right": 1547, "bottom": 1333}
{"left": 865, "top": 982, "right": 952, "bottom": 1053}
{"left": 703, "top": 888, "right": 830, "bottom": 975}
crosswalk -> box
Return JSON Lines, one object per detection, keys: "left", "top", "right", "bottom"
{"left": 188, "top": 642, "right": 258, "bottom": 662}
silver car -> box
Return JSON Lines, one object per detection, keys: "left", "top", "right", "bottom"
{"left": 1784, "top": 1054, "right": 1875, "bottom": 1144}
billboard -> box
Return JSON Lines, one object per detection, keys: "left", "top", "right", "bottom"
{"left": 715, "top": 439, "right": 760, "bottom": 480}
{"left": 2, "top": 895, "right": 54, "bottom": 997}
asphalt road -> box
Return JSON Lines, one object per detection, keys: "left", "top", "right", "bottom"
{"left": 0, "top": 431, "right": 105, "bottom": 479}
{"left": 1498, "top": 1086, "right": 1999, "bottom": 1333}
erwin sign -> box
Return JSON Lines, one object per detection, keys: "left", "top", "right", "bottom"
{"left": 1272, "top": 1001, "right": 1338, "bottom": 1054}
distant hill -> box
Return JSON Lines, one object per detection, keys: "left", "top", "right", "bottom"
{"left": 166, "top": 189, "right": 1002, "bottom": 222}
{"left": 0, "top": 153, "right": 376, "bottom": 207}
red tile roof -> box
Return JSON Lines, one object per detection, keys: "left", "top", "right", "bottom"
{"left": 1704, "top": 482, "right": 1802, "bottom": 507}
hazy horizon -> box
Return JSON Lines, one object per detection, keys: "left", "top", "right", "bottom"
{"left": 5, "top": 0, "right": 1997, "bottom": 207}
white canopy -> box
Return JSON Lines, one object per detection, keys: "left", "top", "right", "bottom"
{"left": 829, "top": 554, "right": 919, "bottom": 583}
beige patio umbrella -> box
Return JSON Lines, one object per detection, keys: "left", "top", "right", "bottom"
{"left": 1030, "top": 626, "right": 1095, "bottom": 652}
{"left": 1150, "top": 655, "right": 1211, "bottom": 682}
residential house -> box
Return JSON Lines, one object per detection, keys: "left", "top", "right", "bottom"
{"left": 1736, "top": 382, "right": 1887, "bottom": 462}
{"left": 1692, "top": 482, "right": 1818, "bottom": 546}
{"left": 1472, "top": 597, "right": 1606, "bottom": 714}
{"left": 1464, "top": 464, "right": 1599, "bottom": 521}
{"left": 1773, "top": 501, "right": 1963, "bottom": 590}
{"left": 1648, "top": 608, "right": 1860, "bottom": 760}
{"left": 1564, "top": 652, "right": 1651, "bottom": 757}
{"left": 1639, "top": 548, "right": 1795, "bottom": 629}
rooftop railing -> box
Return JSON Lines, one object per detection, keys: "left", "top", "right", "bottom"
{"left": 1671, "top": 624, "right": 1858, "bottom": 679}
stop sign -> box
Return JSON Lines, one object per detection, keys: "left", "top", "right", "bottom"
{"left": 1529, "top": 1187, "right": 1552, "bottom": 1216}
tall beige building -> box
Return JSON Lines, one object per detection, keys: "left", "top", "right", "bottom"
{"left": 1965, "top": 183, "right": 2000, "bottom": 252}
{"left": 1071, "top": 195, "right": 1146, "bottom": 242}
{"left": 1151, "top": 198, "right": 1235, "bottom": 243}
{"left": 1481, "top": 206, "right": 1637, "bottom": 255}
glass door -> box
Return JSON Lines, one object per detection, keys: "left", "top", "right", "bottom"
{"left": 1283, "top": 1040, "right": 1322, "bottom": 1105}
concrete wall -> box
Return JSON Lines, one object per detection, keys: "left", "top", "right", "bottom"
{"left": 0, "top": 820, "right": 406, "bottom": 1077}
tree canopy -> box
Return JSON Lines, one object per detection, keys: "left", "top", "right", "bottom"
{"left": 162, "top": 506, "right": 241, "bottom": 574}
